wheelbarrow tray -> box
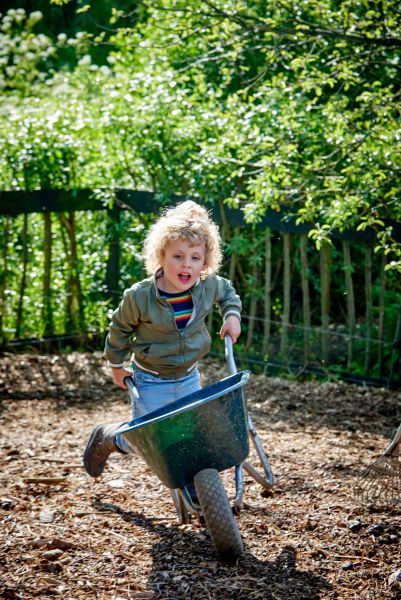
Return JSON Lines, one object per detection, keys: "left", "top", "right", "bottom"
{"left": 116, "top": 371, "right": 250, "bottom": 489}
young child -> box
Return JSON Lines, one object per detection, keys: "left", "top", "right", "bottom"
{"left": 83, "top": 200, "right": 241, "bottom": 477}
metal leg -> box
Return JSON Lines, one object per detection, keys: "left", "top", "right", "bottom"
{"left": 234, "top": 464, "right": 244, "bottom": 514}
{"left": 180, "top": 486, "right": 200, "bottom": 513}
{"left": 225, "top": 335, "right": 275, "bottom": 491}
{"left": 244, "top": 415, "right": 275, "bottom": 489}
{"left": 170, "top": 486, "right": 200, "bottom": 525}
{"left": 170, "top": 489, "right": 190, "bottom": 524}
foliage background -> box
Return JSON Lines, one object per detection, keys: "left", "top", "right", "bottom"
{"left": 0, "top": 1, "right": 400, "bottom": 382}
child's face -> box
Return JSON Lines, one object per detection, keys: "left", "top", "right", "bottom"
{"left": 158, "top": 238, "right": 206, "bottom": 294}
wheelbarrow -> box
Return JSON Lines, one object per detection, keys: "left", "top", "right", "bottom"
{"left": 115, "top": 336, "right": 274, "bottom": 560}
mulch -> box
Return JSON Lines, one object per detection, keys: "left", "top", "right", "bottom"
{"left": 0, "top": 351, "right": 400, "bottom": 599}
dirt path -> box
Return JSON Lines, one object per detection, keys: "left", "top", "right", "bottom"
{"left": 0, "top": 352, "right": 400, "bottom": 599}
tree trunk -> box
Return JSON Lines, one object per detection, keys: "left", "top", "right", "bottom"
{"left": 42, "top": 212, "right": 53, "bottom": 336}
{"left": 364, "top": 244, "right": 373, "bottom": 374}
{"left": 280, "top": 232, "right": 291, "bottom": 361}
{"left": 342, "top": 240, "right": 355, "bottom": 370}
{"left": 300, "top": 234, "right": 311, "bottom": 364}
{"left": 320, "top": 242, "right": 331, "bottom": 365}
{"left": 15, "top": 214, "right": 29, "bottom": 339}
{"left": 263, "top": 228, "right": 272, "bottom": 357}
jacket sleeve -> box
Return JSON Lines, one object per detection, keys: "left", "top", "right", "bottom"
{"left": 104, "top": 288, "right": 141, "bottom": 366}
{"left": 214, "top": 275, "right": 242, "bottom": 322}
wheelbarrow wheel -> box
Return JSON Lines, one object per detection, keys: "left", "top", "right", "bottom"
{"left": 194, "top": 468, "right": 244, "bottom": 561}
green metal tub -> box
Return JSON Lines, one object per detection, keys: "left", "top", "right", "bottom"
{"left": 115, "top": 370, "right": 250, "bottom": 489}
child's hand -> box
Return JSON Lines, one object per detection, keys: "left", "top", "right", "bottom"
{"left": 220, "top": 315, "right": 241, "bottom": 344}
{"left": 111, "top": 367, "right": 133, "bottom": 389}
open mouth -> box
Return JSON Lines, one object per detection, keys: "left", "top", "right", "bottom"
{"left": 178, "top": 274, "right": 191, "bottom": 283}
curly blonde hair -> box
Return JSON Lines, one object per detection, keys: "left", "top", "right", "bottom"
{"left": 142, "top": 201, "right": 222, "bottom": 276}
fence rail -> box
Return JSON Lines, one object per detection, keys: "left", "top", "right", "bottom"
{"left": 1, "top": 189, "right": 401, "bottom": 241}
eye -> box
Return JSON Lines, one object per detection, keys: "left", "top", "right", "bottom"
{"left": 193, "top": 256, "right": 201, "bottom": 261}
{"left": 174, "top": 254, "right": 182, "bottom": 260}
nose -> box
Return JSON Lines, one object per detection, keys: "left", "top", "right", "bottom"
{"left": 182, "top": 256, "right": 191, "bottom": 267}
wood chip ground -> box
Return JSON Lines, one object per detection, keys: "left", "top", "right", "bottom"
{"left": 0, "top": 352, "right": 400, "bottom": 599}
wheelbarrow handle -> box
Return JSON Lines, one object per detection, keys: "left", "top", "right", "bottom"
{"left": 124, "top": 375, "right": 140, "bottom": 419}
{"left": 225, "top": 335, "right": 237, "bottom": 375}
{"left": 124, "top": 375, "right": 139, "bottom": 399}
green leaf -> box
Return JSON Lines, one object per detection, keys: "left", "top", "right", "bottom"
{"left": 77, "top": 4, "right": 91, "bottom": 14}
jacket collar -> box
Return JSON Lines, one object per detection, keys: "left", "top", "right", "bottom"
{"left": 151, "top": 271, "right": 202, "bottom": 299}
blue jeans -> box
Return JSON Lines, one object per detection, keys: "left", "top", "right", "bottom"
{"left": 115, "top": 368, "right": 201, "bottom": 454}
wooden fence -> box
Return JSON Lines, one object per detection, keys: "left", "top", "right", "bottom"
{"left": 1, "top": 190, "right": 400, "bottom": 387}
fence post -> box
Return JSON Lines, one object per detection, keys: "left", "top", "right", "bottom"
{"left": 364, "top": 244, "right": 373, "bottom": 374}
{"left": 15, "top": 214, "right": 29, "bottom": 339}
{"left": 245, "top": 258, "right": 259, "bottom": 351}
{"left": 263, "top": 228, "right": 272, "bottom": 357}
{"left": 42, "top": 212, "right": 54, "bottom": 336}
{"left": 390, "top": 303, "right": 401, "bottom": 388}
{"left": 378, "top": 253, "right": 386, "bottom": 376}
{"left": 0, "top": 217, "right": 10, "bottom": 348}
{"left": 320, "top": 242, "right": 331, "bottom": 365}
{"left": 60, "top": 211, "right": 85, "bottom": 334}
{"left": 105, "top": 203, "right": 121, "bottom": 306}
{"left": 280, "top": 232, "right": 291, "bottom": 361}
{"left": 342, "top": 240, "right": 355, "bottom": 369}
{"left": 300, "top": 233, "right": 311, "bottom": 363}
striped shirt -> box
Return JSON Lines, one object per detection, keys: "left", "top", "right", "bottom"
{"left": 159, "top": 289, "right": 194, "bottom": 329}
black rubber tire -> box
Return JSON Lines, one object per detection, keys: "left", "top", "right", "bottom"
{"left": 194, "top": 468, "right": 244, "bottom": 561}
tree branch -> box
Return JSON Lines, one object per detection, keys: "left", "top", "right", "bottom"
{"left": 200, "top": 1, "right": 401, "bottom": 49}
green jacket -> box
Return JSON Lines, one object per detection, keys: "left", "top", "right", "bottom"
{"left": 105, "top": 274, "right": 241, "bottom": 378}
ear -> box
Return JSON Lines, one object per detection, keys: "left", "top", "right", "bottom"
{"left": 200, "top": 259, "right": 209, "bottom": 277}
{"left": 158, "top": 248, "right": 165, "bottom": 266}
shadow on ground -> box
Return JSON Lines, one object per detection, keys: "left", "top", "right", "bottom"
{"left": 94, "top": 500, "right": 331, "bottom": 600}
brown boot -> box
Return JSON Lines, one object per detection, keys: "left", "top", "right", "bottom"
{"left": 83, "top": 422, "right": 125, "bottom": 477}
